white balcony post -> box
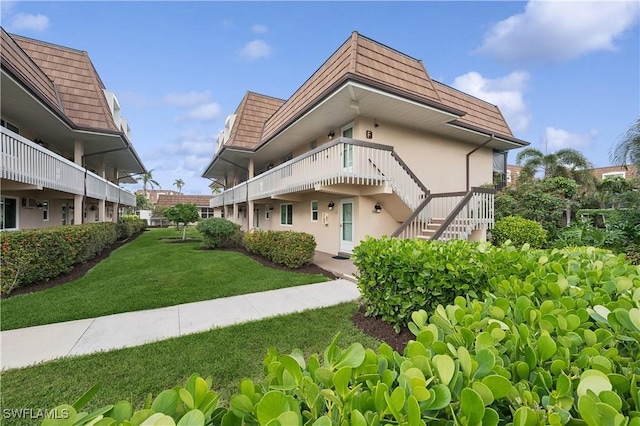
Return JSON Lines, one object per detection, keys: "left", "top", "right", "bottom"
{"left": 74, "top": 139, "right": 84, "bottom": 166}
{"left": 233, "top": 203, "right": 238, "bottom": 226}
{"left": 248, "top": 159, "right": 254, "bottom": 230}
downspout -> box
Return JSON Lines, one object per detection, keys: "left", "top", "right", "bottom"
{"left": 466, "top": 135, "right": 495, "bottom": 191}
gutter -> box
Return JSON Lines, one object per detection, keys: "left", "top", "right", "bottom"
{"left": 466, "top": 135, "right": 494, "bottom": 191}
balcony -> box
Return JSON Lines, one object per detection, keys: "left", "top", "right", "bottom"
{"left": 1, "top": 127, "right": 136, "bottom": 206}
{"left": 210, "top": 138, "right": 427, "bottom": 209}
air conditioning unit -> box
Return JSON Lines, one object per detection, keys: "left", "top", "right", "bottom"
{"left": 21, "top": 198, "right": 37, "bottom": 209}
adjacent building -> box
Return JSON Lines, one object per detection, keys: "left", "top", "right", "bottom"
{"left": 202, "top": 32, "right": 529, "bottom": 255}
{"left": 1, "top": 29, "right": 146, "bottom": 230}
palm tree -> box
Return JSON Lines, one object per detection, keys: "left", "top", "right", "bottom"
{"left": 610, "top": 118, "right": 640, "bottom": 172}
{"left": 173, "top": 178, "right": 185, "bottom": 194}
{"left": 208, "top": 181, "right": 222, "bottom": 195}
{"left": 515, "top": 147, "right": 594, "bottom": 186}
{"left": 137, "top": 169, "right": 160, "bottom": 196}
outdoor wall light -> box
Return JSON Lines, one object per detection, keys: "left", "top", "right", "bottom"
{"left": 90, "top": 206, "right": 97, "bottom": 211}
{"left": 328, "top": 201, "right": 335, "bottom": 210}
{"left": 374, "top": 202, "right": 382, "bottom": 213}
{"left": 327, "top": 131, "right": 335, "bottom": 140}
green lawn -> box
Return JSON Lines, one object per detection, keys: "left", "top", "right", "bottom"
{"left": 0, "top": 304, "right": 379, "bottom": 426}
{"left": 1, "top": 228, "right": 328, "bottom": 330}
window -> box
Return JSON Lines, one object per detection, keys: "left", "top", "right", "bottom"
{"left": 341, "top": 124, "right": 354, "bottom": 169}
{"left": 0, "top": 119, "right": 20, "bottom": 134}
{"left": 265, "top": 206, "right": 271, "bottom": 220}
{"left": 602, "top": 172, "right": 625, "bottom": 179}
{"left": 310, "top": 140, "right": 318, "bottom": 161}
{"left": 0, "top": 197, "right": 18, "bottom": 230}
{"left": 280, "top": 203, "right": 293, "bottom": 226}
{"left": 311, "top": 200, "right": 318, "bottom": 222}
{"left": 42, "top": 200, "right": 49, "bottom": 221}
{"left": 200, "top": 207, "right": 214, "bottom": 218}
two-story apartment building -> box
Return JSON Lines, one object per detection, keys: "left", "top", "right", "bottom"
{"left": 1, "top": 29, "right": 146, "bottom": 230}
{"left": 202, "top": 32, "right": 528, "bottom": 255}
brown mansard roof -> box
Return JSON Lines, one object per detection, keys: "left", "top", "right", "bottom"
{"left": 256, "top": 31, "right": 513, "bottom": 145}
{"left": 9, "top": 33, "right": 119, "bottom": 132}
{"left": 225, "top": 92, "right": 285, "bottom": 149}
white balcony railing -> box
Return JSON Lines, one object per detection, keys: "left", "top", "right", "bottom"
{"left": 211, "top": 138, "right": 427, "bottom": 208}
{"left": 393, "top": 188, "right": 495, "bottom": 241}
{"left": 1, "top": 127, "right": 136, "bottom": 206}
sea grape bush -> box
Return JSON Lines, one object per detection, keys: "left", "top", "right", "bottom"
{"left": 44, "top": 241, "right": 640, "bottom": 425}
{"left": 0, "top": 223, "right": 117, "bottom": 293}
{"left": 244, "top": 230, "right": 316, "bottom": 269}
{"left": 116, "top": 215, "right": 147, "bottom": 240}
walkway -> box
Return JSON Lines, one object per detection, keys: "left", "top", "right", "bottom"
{"left": 0, "top": 279, "right": 360, "bottom": 370}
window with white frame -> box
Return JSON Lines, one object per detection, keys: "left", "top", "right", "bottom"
{"left": 311, "top": 200, "right": 318, "bottom": 222}
{"left": 280, "top": 203, "right": 293, "bottom": 226}
{"left": 1, "top": 118, "right": 20, "bottom": 134}
{"left": 265, "top": 206, "right": 271, "bottom": 220}
{"left": 0, "top": 197, "right": 18, "bottom": 230}
{"left": 42, "top": 200, "right": 49, "bottom": 221}
{"left": 602, "top": 171, "right": 625, "bottom": 179}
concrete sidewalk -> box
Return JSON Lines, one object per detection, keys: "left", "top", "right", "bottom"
{"left": 0, "top": 279, "right": 360, "bottom": 370}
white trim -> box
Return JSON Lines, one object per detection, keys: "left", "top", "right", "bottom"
{"left": 602, "top": 171, "right": 625, "bottom": 179}
{"left": 42, "top": 200, "right": 49, "bottom": 221}
{"left": 310, "top": 200, "right": 319, "bottom": 222}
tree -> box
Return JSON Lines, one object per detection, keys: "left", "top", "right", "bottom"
{"left": 137, "top": 169, "right": 160, "bottom": 196}
{"left": 515, "top": 147, "right": 594, "bottom": 186}
{"left": 173, "top": 178, "right": 185, "bottom": 194}
{"left": 610, "top": 118, "right": 640, "bottom": 171}
{"left": 136, "top": 193, "right": 152, "bottom": 210}
{"left": 164, "top": 203, "right": 200, "bottom": 240}
{"left": 208, "top": 181, "right": 222, "bottom": 195}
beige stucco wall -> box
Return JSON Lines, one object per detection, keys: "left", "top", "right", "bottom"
{"left": 355, "top": 117, "right": 493, "bottom": 193}
{"left": 249, "top": 192, "right": 398, "bottom": 254}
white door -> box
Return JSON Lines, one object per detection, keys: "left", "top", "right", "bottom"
{"left": 340, "top": 198, "right": 355, "bottom": 253}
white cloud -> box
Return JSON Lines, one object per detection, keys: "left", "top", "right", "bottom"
{"left": 452, "top": 70, "right": 531, "bottom": 132}
{"left": 238, "top": 39, "right": 272, "bottom": 61}
{"left": 544, "top": 127, "right": 598, "bottom": 151}
{"left": 163, "top": 90, "right": 212, "bottom": 107}
{"left": 8, "top": 12, "right": 50, "bottom": 32}
{"left": 1, "top": 1, "right": 16, "bottom": 14}
{"left": 181, "top": 103, "right": 222, "bottom": 122}
{"left": 477, "top": 0, "right": 639, "bottom": 64}
{"left": 251, "top": 24, "right": 268, "bottom": 33}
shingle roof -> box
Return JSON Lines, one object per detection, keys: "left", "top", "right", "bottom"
{"left": 433, "top": 81, "right": 513, "bottom": 137}
{"left": 1, "top": 28, "right": 63, "bottom": 116}
{"left": 226, "top": 92, "right": 284, "bottom": 149}
{"left": 156, "top": 194, "right": 213, "bottom": 208}
{"left": 256, "top": 31, "right": 513, "bottom": 145}
{"left": 10, "top": 34, "right": 119, "bottom": 132}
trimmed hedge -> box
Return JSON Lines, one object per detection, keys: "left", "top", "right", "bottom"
{"left": 353, "top": 237, "right": 493, "bottom": 331}
{"left": 1, "top": 223, "right": 118, "bottom": 293}
{"left": 116, "top": 215, "right": 147, "bottom": 240}
{"left": 196, "top": 218, "right": 243, "bottom": 249}
{"left": 243, "top": 230, "right": 316, "bottom": 268}
{"left": 45, "top": 244, "right": 640, "bottom": 425}
{"left": 491, "top": 215, "right": 547, "bottom": 248}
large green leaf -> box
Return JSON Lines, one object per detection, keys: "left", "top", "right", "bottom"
{"left": 151, "top": 390, "right": 179, "bottom": 416}
{"left": 460, "top": 388, "right": 484, "bottom": 425}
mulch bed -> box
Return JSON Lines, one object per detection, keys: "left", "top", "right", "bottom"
{"left": 2, "top": 236, "right": 412, "bottom": 350}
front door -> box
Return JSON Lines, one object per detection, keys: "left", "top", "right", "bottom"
{"left": 340, "top": 198, "right": 355, "bottom": 253}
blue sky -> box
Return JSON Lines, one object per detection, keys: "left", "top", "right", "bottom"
{"left": 2, "top": 1, "right": 638, "bottom": 195}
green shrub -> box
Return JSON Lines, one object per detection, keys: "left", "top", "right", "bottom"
{"left": 44, "top": 244, "right": 640, "bottom": 426}
{"left": 353, "top": 237, "right": 492, "bottom": 331}
{"left": 116, "top": 215, "right": 146, "bottom": 240}
{"left": 0, "top": 223, "right": 118, "bottom": 293}
{"left": 492, "top": 215, "right": 547, "bottom": 248}
{"left": 243, "top": 230, "right": 316, "bottom": 268}
{"left": 196, "top": 218, "right": 242, "bottom": 249}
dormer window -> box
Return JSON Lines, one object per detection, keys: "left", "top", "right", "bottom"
{"left": 103, "top": 90, "right": 121, "bottom": 129}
